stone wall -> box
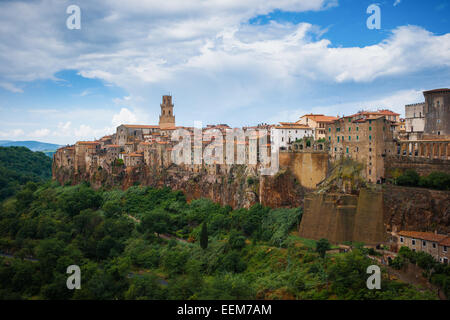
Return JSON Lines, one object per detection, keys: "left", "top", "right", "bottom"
{"left": 279, "top": 151, "right": 329, "bottom": 189}
{"left": 385, "top": 155, "right": 450, "bottom": 177}
{"left": 298, "top": 189, "right": 386, "bottom": 244}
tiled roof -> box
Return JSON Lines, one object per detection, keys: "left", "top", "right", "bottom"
{"left": 369, "top": 110, "right": 400, "bottom": 116}
{"left": 276, "top": 122, "right": 312, "bottom": 129}
{"left": 106, "top": 144, "right": 120, "bottom": 148}
{"left": 423, "top": 88, "right": 450, "bottom": 94}
{"left": 398, "top": 231, "right": 448, "bottom": 242}
{"left": 300, "top": 114, "right": 338, "bottom": 122}
{"left": 77, "top": 141, "right": 100, "bottom": 145}
{"left": 123, "top": 124, "right": 159, "bottom": 129}
{"left": 439, "top": 237, "right": 450, "bottom": 246}
{"left": 127, "top": 153, "right": 144, "bottom": 157}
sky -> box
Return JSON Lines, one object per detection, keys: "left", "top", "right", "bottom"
{"left": 0, "top": 0, "right": 449, "bottom": 145}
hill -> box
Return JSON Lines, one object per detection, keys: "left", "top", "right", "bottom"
{"left": 0, "top": 140, "right": 61, "bottom": 152}
{"left": 0, "top": 146, "right": 52, "bottom": 201}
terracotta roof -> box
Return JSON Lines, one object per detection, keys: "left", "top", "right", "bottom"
{"left": 127, "top": 153, "right": 144, "bottom": 157}
{"left": 122, "top": 124, "right": 159, "bottom": 129}
{"left": 106, "top": 144, "right": 120, "bottom": 148}
{"left": 439, "top": 237, "right": 450, "bottom": 246}
{"left": 276, "top": 122, "right": 312, "bottom": 129}
{"left": 300, "top": 114, "right": 338, "bottom": 122}
{"left": 398, "top": 231, "right": 448, "bottom": 242}
{"left": 423, "top": 88, "right": 450, "bottom": 94}
{"left": 370, "top": 109, "right": 400, "bottom": 116}
{"left": 77, "top": 141, "right": 100, "bottom": 145}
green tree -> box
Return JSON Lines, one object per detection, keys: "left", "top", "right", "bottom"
{"left": 316, "top": 238, "right": 331, "bottom": 258}
{"left": 200, "top": 222, "right": 208, "bottom": 249}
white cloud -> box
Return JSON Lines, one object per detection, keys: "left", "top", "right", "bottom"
{"left": 0, "top": 82, "right": 23, "bottom": 93}
{"left": 0, "top": 1, "right": 447, "bottom": 103}
{"left": 112, "top": 108, "right": 138, "bottom": 126}
{"left": 269, "top": 89, "right": 424, "bottom": 123}
{"left": 394, "top": 0, "right": 401, "bottom": 7}
{"left": 0, "top": 129, "right": 25, "bottom": 138}
{"left": 31, "top": 128, "right": 50, "bottom": 138}
{"left": 0, "top": 0, "right": 449, "bottom": 141}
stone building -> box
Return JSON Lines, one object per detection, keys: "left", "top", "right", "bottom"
{"left": 296, "top": 114, "right": 338, "bottom": 140}
{"left": 397, "top": 231, "right": 449, "bottom": 264}
{"left": 326, "top": 112, "right": 397, "bottom": 183}
{"left": 270, "top": 122, "right": 313, "bottom": 154}
{"left": 124, "top": 152, "right": 144, "bottom": 167}
{"left": 74, "top": 141, "right": 101, "bottom": 172}
{"left": 159, "top": 95, "right": 175, "bottom": 130}
{"left": 423, "top": 88, "right": 450, "bottom": 138}
{"left": 405, "top": 102, "right": 425, "bottom": 140}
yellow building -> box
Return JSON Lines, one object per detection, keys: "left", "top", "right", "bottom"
{"left": 296, "top": 114, "right": 338, "bottom": 140}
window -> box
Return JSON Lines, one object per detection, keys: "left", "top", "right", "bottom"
{"left": 329, "top": 128, "right": 331, "bottom": 132}
{"left": 412, "top": 239, "right": 416, "bottom": 246}
{"left": 349, "top": 136, "right": 351, "bottom": 141}
{"left": 356, "top": 136, "right": 359, "bottom": 140}
{"left": 400, "top": 237, "right": 404, "bottom": 243}
{"left": 445, "top": 246, "right": 448, "bottom": 252}
{"left": 356, "top": 127, "right": 359, "bottom": 131}
{"left": 337, "top": 136, "right": 340, "bottom": 142}
{"left": 329, "top": 136, "right": 331, "bottom": 141}
{"left": 346, "top": 147, "right": 349, "bottom": 153}
{"left": 369, "top": 135, "right": 372, "bottom": 141}
{"left": 349, "top": 127, "right": 351, "bottom": 132}
{"left": 422, "top": 240, "right": 426, "bottom": 247}
{"left": 369, "top": 126, "right": 372, "bottom": 131}
{"left": 433, "top": 243, "right": 437, "bottom": 249}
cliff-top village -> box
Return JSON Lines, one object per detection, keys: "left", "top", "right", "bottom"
{"left": 53, "top": 88, "right": 450, "bottom": 265}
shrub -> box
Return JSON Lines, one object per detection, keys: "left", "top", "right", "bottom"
{"left": 396, "top": 169, "right": 420, "bottom": 187}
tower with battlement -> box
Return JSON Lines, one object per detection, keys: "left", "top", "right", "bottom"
{"left": 159, "top": 95, "right": 175, "bottom": 129}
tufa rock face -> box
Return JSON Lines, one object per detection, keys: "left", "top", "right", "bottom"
{"left": 53, "top": 161, "right": 305, "bottom": 209}
{"left": 383, "top": 184, "right": 450, "bottom": 234}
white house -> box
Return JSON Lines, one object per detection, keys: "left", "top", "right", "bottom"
{"left": 270, "top": 122, "right": 314, "bottom": 153}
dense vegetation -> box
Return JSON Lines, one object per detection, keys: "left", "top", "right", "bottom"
{"left": 0, "top": 181, "right": 438, "bottom": 300}
{"left": 394, "top": 169, "right": 450, "bottom": 190}
{"left": 0, "top": 147, "right": 52, "bottom": 201}
{"left": 390, "top": 246, "right": 450, "bottom": 297}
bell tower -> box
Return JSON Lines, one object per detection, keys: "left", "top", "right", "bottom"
{"left": 159, "top": 95, "right": 175, "bottom": 129}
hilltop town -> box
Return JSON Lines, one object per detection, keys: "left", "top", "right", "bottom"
{"left": 53, "top": 88, "right": 450, "bottom": 264}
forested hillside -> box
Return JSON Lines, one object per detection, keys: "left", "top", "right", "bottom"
{"left": 0, "top": 147, "right": 52, "bottom": 201}
{"left": 0, "top": 182, "right": 441, "bottom": 300}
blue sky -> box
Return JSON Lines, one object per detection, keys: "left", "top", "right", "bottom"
{"left": 0, "top": 0, "right": 449, "bottom": 144}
